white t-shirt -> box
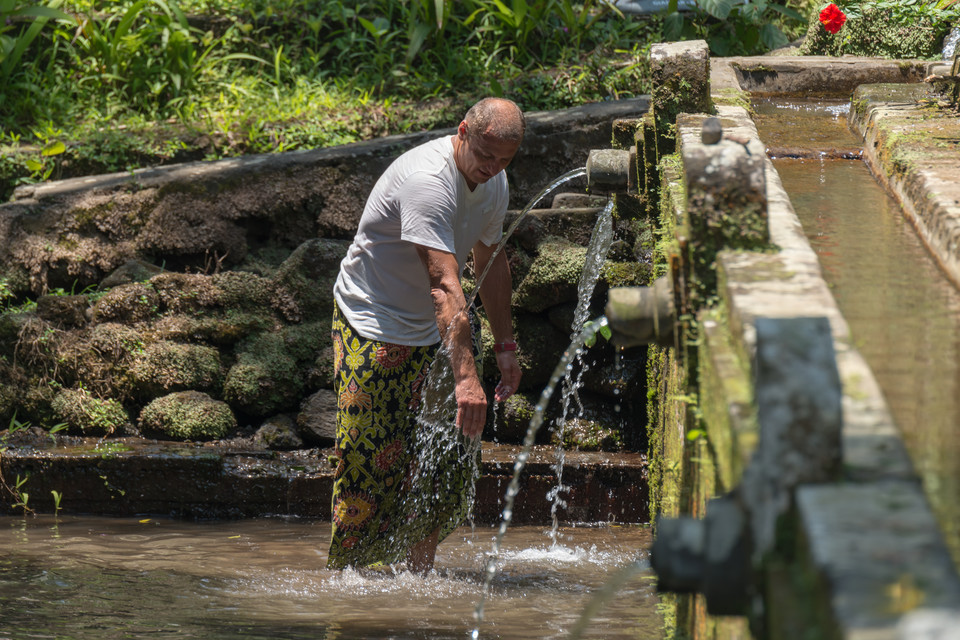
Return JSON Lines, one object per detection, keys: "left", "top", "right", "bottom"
{"left": 333, "top": 135, "right": 508, "bottom": 345}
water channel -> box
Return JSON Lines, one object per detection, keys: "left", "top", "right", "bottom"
{"left": 753, "top": 97, "right": 960, "bottom": 563}
{"left": 0, "top": 516, "right": 659, "bottom": 639}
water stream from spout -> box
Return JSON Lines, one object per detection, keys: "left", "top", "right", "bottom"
{"left": 548, "top": 199, "right": 616, "bottom": 546}
{"left": 471, "top": 317, "right": 610, "bottom": 637}
{"left": 465, "top": 167, "right": 586, "bottom": 308}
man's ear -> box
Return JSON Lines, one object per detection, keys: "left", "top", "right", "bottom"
{"left": 457, "top": 121, "right": 468, "bottom": 139}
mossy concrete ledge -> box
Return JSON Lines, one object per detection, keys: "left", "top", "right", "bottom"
{"left": 0, "top": 440, "right": 647, "bottom": 524}
{"left": 849, "top": 83, "right": 960, "bottom": 288}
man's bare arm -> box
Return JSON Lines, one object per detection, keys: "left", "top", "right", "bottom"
{"left": 415, "top": 244, "right": 487, "bottom": 437}
{"left": 474, "top": 241, "right": 521, "bottom": 401}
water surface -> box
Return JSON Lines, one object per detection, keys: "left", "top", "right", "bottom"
{"left": 754, "top": 98, "right": 960, "bottom": 563}
{"left": 0, "top": 516, "right": 659, "bottom": 640}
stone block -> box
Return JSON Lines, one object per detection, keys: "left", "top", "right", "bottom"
{"left": 650, "top": 40, "right": 711, "bottom": 138}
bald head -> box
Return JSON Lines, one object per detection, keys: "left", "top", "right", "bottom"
{"left": 463, "top": 97, "right": 525, "bottom": 144}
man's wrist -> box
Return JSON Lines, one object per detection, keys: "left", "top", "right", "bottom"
{"left": 494, "top": 340, "right": 518, "bottom": 353}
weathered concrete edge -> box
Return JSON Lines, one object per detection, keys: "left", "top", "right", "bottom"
{"left": 708, "top": 57, "right": 960, "bottom": 638}
{"left": 0, "top": 442, "right": 649, "bottom": 525}
{"left": 850, "top": 87, "right": 960, "bottom": 290}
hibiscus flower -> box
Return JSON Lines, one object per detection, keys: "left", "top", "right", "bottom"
{"left": 819, "top": 3, "right": 846, "bottom": 35}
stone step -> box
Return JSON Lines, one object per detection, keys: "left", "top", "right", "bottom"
{"left": 0, "top": 439, "right": 648, "bottom": 525}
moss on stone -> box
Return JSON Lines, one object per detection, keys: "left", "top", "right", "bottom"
{"left": 131, "top": 340, "right": 222, "bottom": 396}
{"left": 601, "top": 261, "right": 653, "bottom": 288}
{"left": 92, "top": 282, "right": 160, "bottom": 323}
{"left": 551, "top": 417, "right": 624, "bottom": 452}
{"left": 512, "top": 237, "right": 587, "bottom": 313}
{"left": 51, "top": 387, "right": 130, "bottom": 436}
{"left": 223, "top": 332, "right": 303, "bottom": 417}
{"left": 138, "top": 390, "right": 236, "bottom": 440}
{"left": 270, "top": 239, "right": 348, "bottom": 323}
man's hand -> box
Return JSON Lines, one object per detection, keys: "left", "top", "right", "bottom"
{"left": 494, "top": 351, "right": 521, "bottom": 402}
{"left": 456, "top": 374, "right": 487, "bottom": 438}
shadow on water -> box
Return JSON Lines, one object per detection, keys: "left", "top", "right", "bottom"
{"left": 754, "top": 97, "right": 960, "bottom": 565}
{"left": 0, "top": 516, "right": 659, "bottom": 640}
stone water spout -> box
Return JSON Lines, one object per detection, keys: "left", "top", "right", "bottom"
{"left": 604, "top": 276, "right": 675, "bottom": 347}
{"left": 584, "top": 148, "right": 637, "bottom": 194}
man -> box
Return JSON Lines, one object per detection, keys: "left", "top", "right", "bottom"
{"left": 328, "top": 97, "right": 525, "bottom": 573}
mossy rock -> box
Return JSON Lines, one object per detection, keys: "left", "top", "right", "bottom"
{"left": 139, "top": 390, "right": 236, "bottom": 440}
{"left": 270, "top": 238, "right": 350, "bottom": 323}
{"left": 211, "top": 270, "right": 273, "bottom": 310}
{"left": 601, "top": 260, "right": 653, "bottom": 288}
{"left": 149, "top": 272, "right": 222, "bottom": 313}
{"left": 92, "top": 282, "right": 160, "bottom": 323}
{"left": 512, "top": 236, "right": 587, "bottom": 313}
{"left": 798, "top": 7, "right": 950, "bottom": 59}
{"left": 51, "top": 387, "right": 131, "bottom": 436}
{"left": 488, "top": 392, "right": 553, "bottom": 445}
{"left": 131, "top": 341, "right": 222, "bottom": 397}
{"left": 550, "top": 417, "right": 624, "bottom": 452}
{"left": 54, "top": 322, "right": 145, "bottom": 399}
{"left": 150, "top": 311, "right": 275, "bottom": 346}
{"left": 223, "top": 332, "right": 303, "bottom": 417}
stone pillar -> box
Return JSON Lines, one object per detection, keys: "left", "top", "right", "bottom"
{"left": 650, "top": 40, "right": 711, "bottom": 153}
{"left": 681, "top": 117, "right": 768, "bottom": 303}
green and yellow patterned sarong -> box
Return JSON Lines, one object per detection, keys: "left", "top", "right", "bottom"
{"left": 327, "top": 301, "right": 481, "bottom": 569}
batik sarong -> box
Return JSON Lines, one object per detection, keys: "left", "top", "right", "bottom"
{"left": 327, "top": 301, "right": 482, "bottom": 569}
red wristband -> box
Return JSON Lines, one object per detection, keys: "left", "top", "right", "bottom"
{"left": 494, "top": 341, "right": 518, "bottom": 353}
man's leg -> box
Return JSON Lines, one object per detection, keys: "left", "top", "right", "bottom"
{"left": 406, "top": 526, "right": 441, "bottom": 574}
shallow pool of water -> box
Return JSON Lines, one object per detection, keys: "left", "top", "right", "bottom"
{"left": 754, "top": 98, "right": 960, "bottom": 564}
{"left": 0, "top": 516, "right": 660, "bottom": 640}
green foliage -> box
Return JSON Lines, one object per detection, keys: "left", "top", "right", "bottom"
{"left": 663, "top": 0, "right": 807, "bottom": 56}
{"left": 800, "top": 1, "right": 959, "bottom": 58}
{"left": 1, "top": 0, "right": 658, "bottom": 199}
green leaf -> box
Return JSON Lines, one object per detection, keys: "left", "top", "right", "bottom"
{"left": 406, "top": 22, "right": 431, "bottom": 64}
{"left": 760, "top": 23, "right": 789, "bottom": 51}
{"left": 664, "top": 12, "right": 685, "bottom": 41}
{"left": 41, "top": 140, "right": 66, "bottom": 156}
{"left": 25, "top": 159, "right": 44, "bottom": 172}
{"left": 766, "top": 3, "right": 806, "bottom": 23}
{"left": 599, "top": 324, "right": 612, "bottom": 341}
{"left": 699, "top": 0, "right": 735, "bottom": 19}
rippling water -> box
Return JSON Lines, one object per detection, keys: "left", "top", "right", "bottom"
{"left": 0, "top": 516, "right": 660, "bottom": 639}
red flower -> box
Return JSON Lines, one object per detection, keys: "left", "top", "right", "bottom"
{"left": 819, "top": 3, "right": 846, "bottom": 35}
{"left": 375, "top": 343, "right": 411, "bottom": 370}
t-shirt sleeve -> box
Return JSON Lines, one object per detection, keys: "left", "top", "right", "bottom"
{"left": 478, "top": 178, "right": 509, "bottom": 247}
{"left": 397, "top": 171, "right": 457, "bottom": 254}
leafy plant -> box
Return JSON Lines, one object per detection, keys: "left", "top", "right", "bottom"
{"left": 664, "top": 0, "right": 807, "bottom": 55}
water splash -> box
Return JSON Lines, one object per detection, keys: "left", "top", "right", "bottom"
{"left": 549, "top": 200, "right": 616, "bottom": 546}
{"left": 466, "top": 168, "right": 586, "bottom": 307}
{"left": 471, "top": 317, "right": 610, "bottom": 635}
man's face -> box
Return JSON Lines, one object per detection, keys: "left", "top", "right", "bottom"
{"left": 456, "top": 123, "right": 521, "bottom": 189}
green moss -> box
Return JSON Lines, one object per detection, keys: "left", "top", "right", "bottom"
{"left": 131, "top": 341, "right": 222, "bottom": 396}
{"left": 551, "top": 418, "right": 624, "bottom": 452}
{"left": 601, "top": 261, "right": 652, "bottom": 288}
{"left": 138, "top": 390, "right": 236, "bottom": 440}
{"left": 223, "top": 332, "right": 303, "bottom": 417}
{"left": 512, "top": 237, "right": 587, "bottom": 313}
{"left": 51, "top": 387, "right": 130, "bottom": 436}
